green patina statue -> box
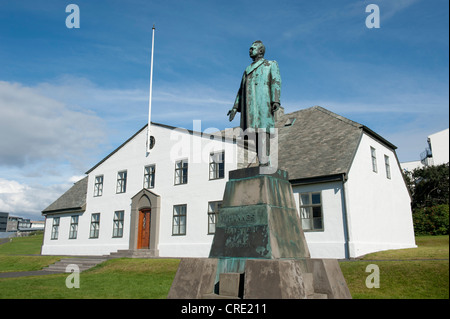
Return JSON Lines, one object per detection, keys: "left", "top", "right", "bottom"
{"left": 228, "top": 40, "right": 281, "bottom": 165}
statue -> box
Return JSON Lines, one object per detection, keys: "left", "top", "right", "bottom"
{"left": 169, "top": 42, "right": 351, "bottom": 299}
{"left": 227, "top": 40, "right": 281, "bottom": 166}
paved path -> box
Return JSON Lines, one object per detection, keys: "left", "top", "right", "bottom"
{"left": 0, "top": 270, "right": 64, "bottom": 278}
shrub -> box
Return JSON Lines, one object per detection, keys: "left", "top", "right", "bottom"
{"left": 413, "top": 204, "right": 449, "bottom": 236}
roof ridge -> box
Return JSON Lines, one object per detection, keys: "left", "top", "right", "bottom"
{"left": 282, "top": 106, "right": 362, "bottom": 129}
{"left": 311, "top": 106, "right": 362, "bottom": 129}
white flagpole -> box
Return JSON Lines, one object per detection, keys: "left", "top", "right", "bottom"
{"left": 147, "top": 24, "right": 156, "bottom": 153}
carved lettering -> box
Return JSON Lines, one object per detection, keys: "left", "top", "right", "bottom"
{"left": 220, "top": 212, "right": 257, "bottom": 226}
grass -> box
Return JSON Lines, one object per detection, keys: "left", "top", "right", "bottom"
{"left": 0, "top": 258, "right": 180, "bottom": 299}
{"left": 339, "top": 235, "right": 449, "bottom": 299}
{"left": 360, "top": 235, "right": 449, "bottom": 260}
{"left": 0, "top": 232, "right": 44, "bottom": 255}
{"left": 0, "top": 233, "right": 62, "bottom": 272}
{"left": 0, "top": 234, "right": 448, "bottom": 299}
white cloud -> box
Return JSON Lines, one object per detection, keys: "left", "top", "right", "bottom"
{"left": 0, "top": 80, "right": 107, "bottom": 169}
{"left": 0, "top": 177, "right": 72, "bottom": 219}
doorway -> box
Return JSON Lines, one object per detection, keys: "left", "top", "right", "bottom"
{"left": 130, "top": 189, "right": 160, "bottom": 256}
{"left": 137, "top": 209, "right": 151, "bottom": 249}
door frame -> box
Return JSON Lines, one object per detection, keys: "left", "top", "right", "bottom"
{"left": 130, "top": 189, "right": 161, "bottom": 256}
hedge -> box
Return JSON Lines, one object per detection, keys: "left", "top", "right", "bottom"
{"left": 413, "top": 204, "right": 449, "bottom": 236}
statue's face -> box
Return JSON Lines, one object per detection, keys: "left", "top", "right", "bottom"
{"left": 249, "top": 43, "right": 263, "bottom": 60}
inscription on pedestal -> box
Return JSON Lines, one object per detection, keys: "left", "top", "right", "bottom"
{"left": 220, "top": 212, "right": 256, "bottom": 227}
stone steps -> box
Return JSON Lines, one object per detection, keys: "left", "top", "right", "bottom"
{"left": 42, "top": 257, "right": 108, "bottom": 273}
{"left": 107, "top": 249, "right": 156, "bottom": 259}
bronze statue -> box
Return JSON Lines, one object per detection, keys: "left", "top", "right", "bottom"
{"left": 228, "top": 40, "right": 281, "bottom": 166}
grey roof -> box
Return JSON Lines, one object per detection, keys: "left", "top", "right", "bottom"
{"left": 42, "top": 176, "right": 88, "bottom": 215}
{"left": 276, "top": 106, "right": 395, "bottom": 182}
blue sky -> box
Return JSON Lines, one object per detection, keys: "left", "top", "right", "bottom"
{"left": 0, "top": 0, "right": 448, "bottom": 219}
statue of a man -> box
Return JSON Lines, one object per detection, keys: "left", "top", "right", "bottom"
{"left": 227, "top": 40, "right": 281, "bottom": 165}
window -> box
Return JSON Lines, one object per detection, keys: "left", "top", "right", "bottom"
{"left": 144, "top": 165, "right": 156, "bottom": 189}
{"left": 370, "top": 147, "right": 377, "bottom": 173}
{"left": 299, "top": 192, "right": 323, "bottom": 231}
{"left": 113, "top": 211, "right": 124, "bottom": 238}
{"left": 284, "top": 118, "right": 296, "bottom": 127}
{"left": 51, "top": 217, "right": 60, "bottom": 240}
{"left": 94, "top": 175, "right": 103, "bottom": 197}
{"left": 174, "top": 159, "right": 188, "bottom": 185}
{"left": 384, "top": 155, "right": 391, "bottom": 179}
{"left": 116, "top": 170, "right": 127, "bottom": 193}
{"left": 208, "top": 201, "right": 222, "bottom": 234}
{"left": 172, "top": 205, "right": 187, "bottom": 235}
{"left": 209, "top": 151, "right": 225, "bottom": 180}
{"left": 90, "top": 213, "right": 100, "bottom": 238}
{"left": 69, "top": 215, "right": 79, "bottom": 239}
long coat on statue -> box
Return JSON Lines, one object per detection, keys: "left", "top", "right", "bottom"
{"left": 233, "top": 58, "right": 281, "bottom": 131}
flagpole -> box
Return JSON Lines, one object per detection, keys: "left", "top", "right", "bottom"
{"left": 147, "top": 24, "right": 156, "bottom": 153}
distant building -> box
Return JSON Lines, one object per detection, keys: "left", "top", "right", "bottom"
{"left": 42, "top": 106, "right": 416, "bottom": 259}
{"left": 0, "top": 212, "right": 8, "bottom": 232}
{"left": 6, "top": 215, "right": 31, "bottom": 232}
{"left": 401, "top": 128, "right": 449, "bottom": 171}
{"left": 30, "top": 220, "right": 45, "bottom": 230}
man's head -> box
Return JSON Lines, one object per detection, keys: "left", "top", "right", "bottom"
{"left": 249, "top": 40, "right": 265, "bottom": 61}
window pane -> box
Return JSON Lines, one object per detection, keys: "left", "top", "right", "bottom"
{"left": 312, "top": 193, "right": 321, "bottom": 205}
{"left": 300, "top": 207, "right": 311, "bottom": 219}
{"left": 313, "top": 218, "right": 323, "bottom": 230}
{"left": 300, "top": 194, "right": 310, "bottom": 205}
{"left": 302, "top": 217, "right": 312, "bottom": 230}
{"left": 312, "top": 206, "right": 322, "bottom": 218}
{"left": 208, "top": 222, "right": 216, "bottom": 234}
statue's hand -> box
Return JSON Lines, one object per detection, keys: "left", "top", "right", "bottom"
{"left": 271, "top": 102, "right": 280, "bottom": 114}
{"left": 228, "top": 108, "right": 237, "bottom": 121}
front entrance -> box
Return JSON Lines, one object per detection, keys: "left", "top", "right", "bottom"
{"left": 130, "top": 189, "right": 160, "bottom": 256}
{"left": 137, "top": 209, "right": 151, "bottom": 249}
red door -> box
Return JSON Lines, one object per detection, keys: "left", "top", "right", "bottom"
{"left": 137, "top": 209, "right": 151, "bottom": 249}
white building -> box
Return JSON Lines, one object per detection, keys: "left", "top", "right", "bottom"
{"left": 401, "top": 128, "right": 449, "bottom": 171}
{"left": 41, "top": 106, "right": 416, "bottom": 259}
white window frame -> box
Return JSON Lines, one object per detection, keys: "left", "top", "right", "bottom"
{"left": 207, "top": 201, "right": 222, "bottom": 234}
{"left": 69, "top": 215, "right": 78, "bottom": 239}
{"left": 116, "top": 170, "right": 127, "bottom": 193}
{"left": 209, "top": 151, "right": 225, "bottom": 180}
{"left": 384, "top": 155, "right": 391, "bottom": 179}
{"left": 113, "top": 211, "right": 124, "bottom": 238}
{"left": 51, "top": 217, "right": 60, "bottom": 240}
{"left": 172, "top": 204, "right": 187, "bottom": 235}
{"left": 371, "top": 147, "right": 378, "bottom": 173}
{"left": 143, "top": 165, "right": 156, "bottom": 189}
{"left": 90, "top": 213, "right": 100, "bottom": 238}
{"left": 299, "top": 192, "right": 324, "bottom": 231}
{"left": 94, "top": 175, "right": 103, "bottom": 197}
{"left": 174, "top": 159, "right": 188, "bottom": 185}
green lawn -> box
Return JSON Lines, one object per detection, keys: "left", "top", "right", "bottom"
{"left": 0, "top": 233, "right": 61, "bottom": 272}
{"left": 340, "top": 236, "right": 449, "bottom": 299}
{"left": 0, "top": 234, "right": 448, "bottom": 299}
{"left": 0, "top": 258, "right": 180, "bottom": 299}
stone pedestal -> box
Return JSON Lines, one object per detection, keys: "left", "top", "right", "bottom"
{"left": 167, "top": 168, "right": 351, "bottom": 299}
{"left": 209, "top": 167, "right": 310, "bottom": 259}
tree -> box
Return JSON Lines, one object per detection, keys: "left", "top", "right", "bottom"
{"left": 404, "top": 163, "right": 449, "bottom": 235}
{"left": 404, "top": 163, "right": 449, "bottom": 209}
